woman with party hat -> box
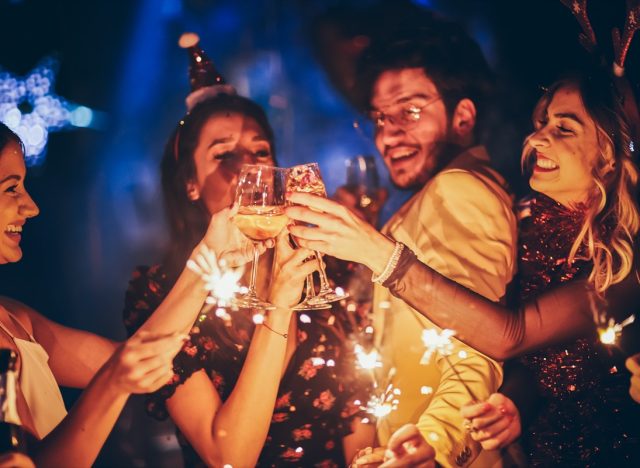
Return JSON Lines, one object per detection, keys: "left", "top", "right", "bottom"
{"left": 123, "top": 33, "right": 378, "bottom": 467}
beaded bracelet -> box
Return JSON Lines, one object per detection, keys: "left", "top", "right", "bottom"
{"left": 371, "top": 241, "right": 404, "bottom": 284}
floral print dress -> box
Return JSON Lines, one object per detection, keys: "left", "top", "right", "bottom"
{"left": 123, "top": 264, "right": 374, "bottom": 467}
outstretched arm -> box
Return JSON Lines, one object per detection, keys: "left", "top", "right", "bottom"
{"left": 384, "top": 247, "right": 640, "bottom": 360}
{"left": 164, "top": 233, "right": 318, "bottom": 467}
{"left": 0, "top": 297, "right": 117, "bottom": 389}
{"left": 32, "top": 332, "right": 185, "bottom": 467}
{"left": 3, "top": 207, "right": 264, "bottom": 390}
{"left": 285, "top": 192, "right": 640, "bottom": 360}
{"left": 135, "top": 206, "right": 268, "bottom": 337}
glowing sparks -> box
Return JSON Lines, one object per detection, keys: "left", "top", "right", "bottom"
{"left": 420, "top": 328, "right": 478, "bottom": 400}
{"left": 187, "top": 245, "right": 244, "bottom": 308}
{"left": 421, "top": 328, "right": 456, "bottom": 364}
{"left": 420, "top": 386, "right": 433, "bottom": 395}
{"left": 598, "top": 315, "right": 635, "bottom": 345}
{"left": 354, "top": 344, "right": 382, "bottom": 370}
{"left": 361, "top": 384, "right": 401, "bottom": 419}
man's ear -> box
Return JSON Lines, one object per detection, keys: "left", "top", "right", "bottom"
{"left": 451, "top": 98, "right": 477, "bottom": 144}
{"left": 186, "top": 180, "right": 200, "bottom": 201}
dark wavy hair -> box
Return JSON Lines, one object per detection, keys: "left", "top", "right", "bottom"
{"left": 161, "top": 93, "right": 276, "bottom": 277}
{"left": 357, "top": 19, "right": 495, "bottom": 143}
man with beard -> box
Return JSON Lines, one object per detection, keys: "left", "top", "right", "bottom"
{"left": 359, "top": 22, "right": 517, "bottom": 467}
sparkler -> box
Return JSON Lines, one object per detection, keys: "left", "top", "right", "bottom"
{"left": 421, "top": 328, "right": 478, "bottom": 401}
{"left": 360, "top": 383, "right": 401, "bottom": 419}
{"left": 598, "top": 314, "right": 635, "bottom": 346}
{"left": 354, "top": 344, "right": 382, "bottom": 371}
{"left": 187, "top": 244, "right": 245, "bottom": 310}
{"left": 420, "top": 328, "right": 456, "bottom": 365}
{"left": 354, "top": 339, "right": 399, "bottom": 423}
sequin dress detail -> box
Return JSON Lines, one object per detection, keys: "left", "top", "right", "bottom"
{"left": 517, "top": 193, "right": 639, "bottom": 467}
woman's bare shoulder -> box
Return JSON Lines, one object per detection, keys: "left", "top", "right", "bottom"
{"left": 0, "top": 296, "right": 36, "bottom": 333}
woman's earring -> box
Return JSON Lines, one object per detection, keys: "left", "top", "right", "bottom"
{"left": 186, "top": 182, "right": 200, "bottom": 201}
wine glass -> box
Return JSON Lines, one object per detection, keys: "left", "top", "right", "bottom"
{"left": 233, "top": 164, "right": 288, "bottom": 310}
{"left": 345, "top": 154, "right": 384, "bottom": 226}
{"left": 287, "top": 163, "right": 349, "bottom": 309}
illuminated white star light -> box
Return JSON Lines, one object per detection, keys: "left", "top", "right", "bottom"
{"left": 0, "top": 58, "right": 98, "bottom": 166}
{"left": 421, "top": 328, "right": 456, "bottom": 364}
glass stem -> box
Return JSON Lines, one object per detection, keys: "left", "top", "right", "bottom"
{"left": 247, "top": 243, "right": 260, "bottom": 297}
{"left": 305, "top": 273, "right": 316, "bottom": 298}
{"left": 315, "top": 251, "right": 331, "bottom": 292}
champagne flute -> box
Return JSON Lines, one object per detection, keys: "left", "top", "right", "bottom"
{"left": 233, "top": 164, "right": 288, "bottom": 310}
{"left": 287, "top": 163, "right": 349, "bottom": 308}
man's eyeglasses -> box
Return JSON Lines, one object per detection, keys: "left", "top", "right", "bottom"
{"left": 353, "top": 97, "right": 442, "bottom": 142}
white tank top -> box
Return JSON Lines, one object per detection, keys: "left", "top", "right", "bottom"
{"left": 0, "top": 313, "right": 67, "bottom": 439}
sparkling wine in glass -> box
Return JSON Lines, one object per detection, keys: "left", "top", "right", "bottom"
{"left": 287, "top": 163, "right": 349, "bottom": 309}
{"left": 233, "top": 164, "right": 288, "bottom": 310}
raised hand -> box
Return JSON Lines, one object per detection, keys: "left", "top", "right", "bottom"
{"left": 285, "top": 192, "right": 394, "bottom": 274}
{"left": 105, "top": 331, "right": 187, "bottom": 394}
{"left": 203, "top": 205, "right": 274, "bottom": 268}
{"left": 460, "top": 393, "right": 521, "bottom": 450}
{"left": 268, "top": 230, "right": 318, "bottom": 309}
{"left": 626, "top": 353, "right": 640, "bottom": 403}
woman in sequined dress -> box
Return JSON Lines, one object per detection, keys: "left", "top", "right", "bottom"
{"left": 286, "top": 71, "right": 640, "bottom": 465}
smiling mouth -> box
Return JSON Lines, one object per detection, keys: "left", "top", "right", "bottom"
{"left": 387, "top": 149, "right": 419, "bottom": 163}
{"left": 534, "top": 157, "right": 559, "bottom": 172}
{"left": 5, "top": 224, "right": 23, "bottom": 241}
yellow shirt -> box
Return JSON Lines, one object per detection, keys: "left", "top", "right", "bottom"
{"left": 373, "top": 146, "right": 517, "bottom": 467}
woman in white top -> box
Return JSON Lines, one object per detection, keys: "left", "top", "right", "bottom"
{"left": 0, "top": 121, "right": 261, "bottom": 466}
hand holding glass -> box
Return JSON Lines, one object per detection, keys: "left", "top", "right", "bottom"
{"left": 233, "top": 164, "right": 288, "bottom": 309}
{"left": 287, "top": 163, "right": 348, "bottom": 309}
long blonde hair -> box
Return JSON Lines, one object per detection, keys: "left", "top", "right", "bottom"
{"left": 522, "top": 74, "right": 640, "bottom": 294}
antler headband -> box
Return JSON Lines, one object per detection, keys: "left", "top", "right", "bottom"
{"left": 560, "top": 0, "right": 640, "bottom": 142}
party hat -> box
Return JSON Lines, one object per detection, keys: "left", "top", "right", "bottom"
{"left": 178, "top": 32, "right": 236, "bottom": 111}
